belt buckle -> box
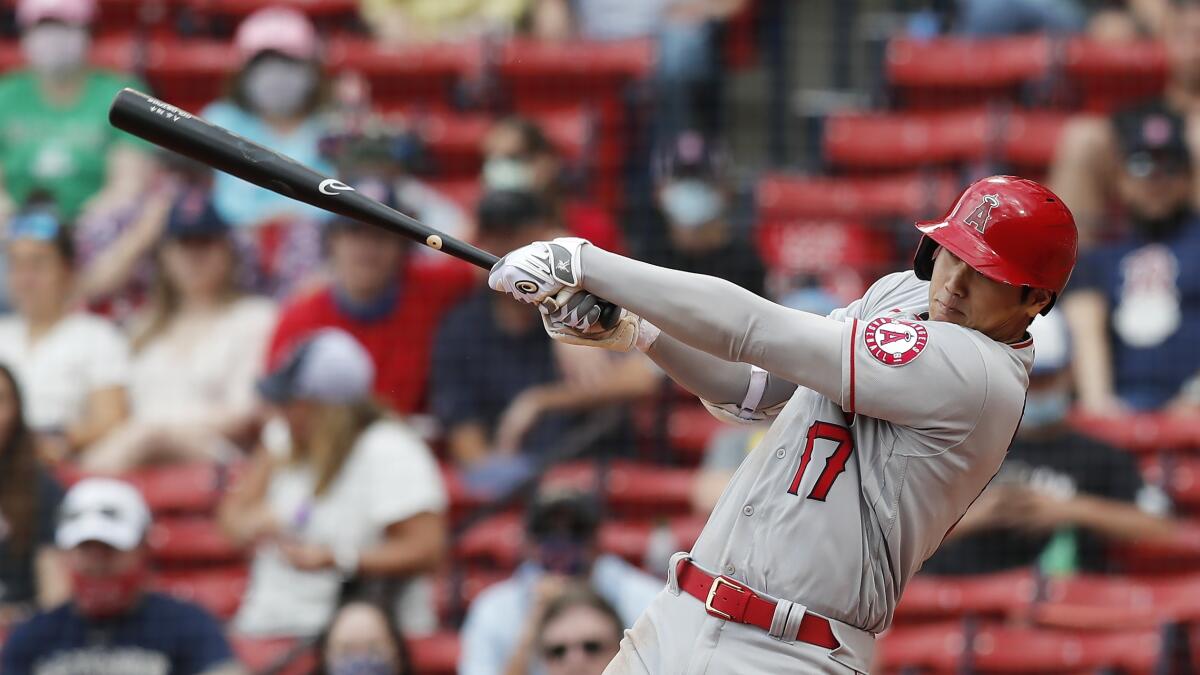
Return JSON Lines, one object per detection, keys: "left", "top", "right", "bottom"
{"left": 705, "top": 576, "right": 746, "bottom": 621}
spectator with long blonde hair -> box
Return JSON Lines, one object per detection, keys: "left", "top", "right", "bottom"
{"left": 220, "top": 329, "right": 447, "bottom": 638}
{"left": 81, "top": 190, "right": 276, "bottom": 473}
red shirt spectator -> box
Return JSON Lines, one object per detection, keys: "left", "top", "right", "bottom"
{"left": 268, "top": 256, "right": 473, "bottom": 413}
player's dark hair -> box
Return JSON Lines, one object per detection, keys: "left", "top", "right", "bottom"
{"left": 0, "top": 363, "right": 40, "bottom": 556}
{"left": 537, "top": 584, "right": 623, "bottom": 646}
{"left": 477, "top": 189, "right": 555, "bottom": 239}
{"left": 313, "top": 598, "right": 412, "bottom": 675}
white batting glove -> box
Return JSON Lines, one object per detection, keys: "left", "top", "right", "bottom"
{"left": 488, "top": 237, "right": 588, "bottom": 307}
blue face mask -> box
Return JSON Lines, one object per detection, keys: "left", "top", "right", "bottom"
{"left": 1019, "top": 390, "right": 1070, "bottom": 433}
{"left": 328, "top": 654, "right": 395, "bottom": 675}
{"left": 660, "top": 180, "right": 724, "bottom": 229}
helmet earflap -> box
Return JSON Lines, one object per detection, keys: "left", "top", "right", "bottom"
{"left": 913, "top": 237, "right": 937, "bottom": 281}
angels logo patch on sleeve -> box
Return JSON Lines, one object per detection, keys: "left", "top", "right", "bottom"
{"left": 864, "top": 317, "right": 929, "bottom": 366}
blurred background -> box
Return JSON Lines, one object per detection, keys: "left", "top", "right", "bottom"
{"left": 0, "top": 0, "right": 1199, "bottom": 673}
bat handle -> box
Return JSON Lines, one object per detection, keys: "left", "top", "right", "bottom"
{"left": 540, "top": 292, "right": 623, "bottom": 330}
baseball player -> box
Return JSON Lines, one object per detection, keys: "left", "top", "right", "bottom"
{"left": 487, "top": 175, "right": 1078, "bottom": 673}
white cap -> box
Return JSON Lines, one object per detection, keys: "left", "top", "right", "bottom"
{"left": 56, "top": 478, "right": 151, "bottom": 551}
{"left": 257, "top": 328, "right": 375, "bottom": 405}
{"left": 1029, "top": 308, "right": 1071, "bottom": 375}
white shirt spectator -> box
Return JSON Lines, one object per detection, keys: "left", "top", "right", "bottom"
{"left": 129, "top": 297, "right": 276, "bottom": 425}
{"left": 0, "top": 312, "right": 129, "bottom": 432}
{"left": 235, "top": 418, "right": 447, "bottom": 637}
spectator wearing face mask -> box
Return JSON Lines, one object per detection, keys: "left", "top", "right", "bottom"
{"left": 921, "top": 311, "right": 1178, "bottom": 577}
{"left": 481, "top": 117, "right": 625, "bottom": 253}
{"left": 201, "top": 7, "right": 333, "bottom": 232}
{"left": 458, "top": 489, "right": 661, "bottom": 675}
{"left": 0, "top": 478, "right": 242, "bottom": 675}
{"left": 315, "top": 600, "right": 412, "bottom": 675}
{"left": 0, "top": 0, "right": 153, "bottom": 222}
{"left": 1063, "top": 106, "right": 1200, "bottom": 414}
{"left": 635, "top": 130, "right": 764, "bottom": 297}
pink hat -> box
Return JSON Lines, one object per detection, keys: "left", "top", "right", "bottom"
{"left": 234, "top": 6, "right": 318, "bottom": 64}
{"left": 17, "top": 0, "right": 96, "bottom": 27}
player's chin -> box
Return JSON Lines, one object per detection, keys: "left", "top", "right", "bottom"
{"left": 929, "top": 306, "right": 966, "bottom": 325}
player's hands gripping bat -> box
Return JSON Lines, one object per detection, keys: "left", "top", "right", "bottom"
{"left": 106, "top": 88, "right": 619, "bottom": 326}
{"left": 540, "top": 289, "right": 650, "bottom": 352}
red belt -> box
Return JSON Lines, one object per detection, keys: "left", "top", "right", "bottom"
{"left": 676, "top": 559, "right": 840, "bottom": 650}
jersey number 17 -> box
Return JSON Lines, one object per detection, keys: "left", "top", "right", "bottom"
{"left": 786, "top": 421, "right": 854, "bottom": 501}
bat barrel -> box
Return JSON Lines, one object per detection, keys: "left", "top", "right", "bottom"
{"left": 108, "top": 88, "right": 500, "bottom": 270}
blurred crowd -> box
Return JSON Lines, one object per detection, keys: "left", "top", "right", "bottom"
{"left": 0, "top": 0, "right": 1197, "bottom": 673}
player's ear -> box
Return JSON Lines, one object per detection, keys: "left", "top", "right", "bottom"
{"left": 1023, "top": 287, "right": 1054, "bottom": 319}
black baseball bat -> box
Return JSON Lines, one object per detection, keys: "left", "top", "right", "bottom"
{"left": 108, "top": 88, "right": 618, "bottom": 325}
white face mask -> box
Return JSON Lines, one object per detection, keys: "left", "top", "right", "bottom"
{"left": 22, "top": 24, "right": 88, "bottom": 80}
{"left": 483, "top": 157, "right": 536, "bottom": 191}
{"left": 660, "top": 180, "right": 724, "bottom": 229}
{"left": 242, "top": 57, "right": 316, "bottom": 119}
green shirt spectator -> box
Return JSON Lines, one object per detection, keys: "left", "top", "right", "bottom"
{"left": 0, "top": 69, "right": 147, "bottom": 220}
{"left": 0, "top": 0, "right": 152, "bottom": 222}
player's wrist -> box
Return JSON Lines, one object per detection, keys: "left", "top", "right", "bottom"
{"left": 635, "top": 318, "right": 661, "bottom": 353}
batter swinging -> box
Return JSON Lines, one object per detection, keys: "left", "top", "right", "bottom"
{"left": 488, "top": 175, "right": 1078, "bottom": 673}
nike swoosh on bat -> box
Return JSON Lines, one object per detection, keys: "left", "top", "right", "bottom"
{"left": 319, "top": 179, "right": 356, "bottom": 196}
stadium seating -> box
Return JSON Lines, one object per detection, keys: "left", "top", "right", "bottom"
{"left": 894, "top": 570, "right": 1036, "bottom": 623}
{"left": 757, "top": 172, "right": 959, "bottom": 223}
{"left": 886, "top": 35, "right": 1052, "bottom": 109}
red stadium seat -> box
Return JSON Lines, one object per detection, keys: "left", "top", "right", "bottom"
{"left": 1151, "top": 457, "right": 1200, "bottom": 512}
{"left": 409, "top": 632, "right": 461, "bottom": 675}
{"left": 970, "top": 625, "right": 1163, "bottom": 673}
{"left": 875, "top": 622, "right": 968, "bottom": 673}
{"left": 55, "top": 462, "right": 224, "bottom": 514}
{"left": 540, "top": 461, "right": 696, "bottom": 515}
{"left": 0, "top": 34, "right": 138, "bottom": 74}
{"left": 1067, "top": 410, "right": 1200, "bottom": 455}
{"left": 598, "top": 515, "right": 705, "bottom": 567}
{"left": 756, "top": 220, "right": 894, "bottom": 278}
{"left": 1108, "top": 523, "right": 1200, "bottom": 575}
{"left": 757, "top": 172, "right": 959, "bottom": 223}
{"left": 823, "top": 110, "right": 990, "bottom": 170}
{"left": 1062, "top": 38, "right": 1168, "bottom": 113}
{"left": 886, "top": 35, "right": 1051, "bottom": 109}
{"left": 154, "top": 566, "right": 249, "bottom": 620}
{"left": 232, "top": 636, "right": 316, "bottom": 675}
{"left": 895, "top": 570, "right": 1036, "bottom": 623}
{"left": 411, "top": 107, "right": 592, "bottom": 178}
{"left": 146, "top": 517, "right": 244, "bottom": 564}
{"left": 455, "top": 513, "right": 523, "bottom": 568}
{"left": 185, "top": 0, "right": 359, "bottom": 19}
{"left": 1000, "top": 111, "right": 1071, "bottom": 171}
{"left": 496, "top": 38, "right": 655, "bottom": 86}
{"left": 326, "top": 38, "right": 483, "bottom": 109}
{"left": 666, "top": 404, "right": 726, "bottom": 462}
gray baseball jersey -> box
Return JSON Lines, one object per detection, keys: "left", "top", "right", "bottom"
{"left": 689, "top": 270, "right": 1033, "bottom": 634}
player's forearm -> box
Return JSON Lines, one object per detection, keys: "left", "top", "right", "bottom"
{"left": 647, "top": 333, "right": 796, "bottom": 407}
{"left": 582, "top": 247, "right": 843, "bottom": 399}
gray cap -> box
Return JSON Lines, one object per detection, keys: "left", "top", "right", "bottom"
{"left": 257, "top": 328, "right": 375, "bottom": 404}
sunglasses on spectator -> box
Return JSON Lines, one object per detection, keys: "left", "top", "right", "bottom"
{"left": 542, "top": 639, "right": 609, "bottom": 661}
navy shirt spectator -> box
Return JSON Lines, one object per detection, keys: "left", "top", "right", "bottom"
{"left": 431, "top": 191, "right": 657, "bottom": 494}
{"left": 1065, "top": 105, "right": 1200, "bottom": 412}
{"left": 922, "top": 311, "right": 1176, "bottom": 576}
{"left": 2, "top": 592, "right": 237, "bottom": 675}
{"left": 1, "top": 478, "right": 240, "bottom": 675}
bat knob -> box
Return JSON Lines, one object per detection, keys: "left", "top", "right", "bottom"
{"left": 597, "top": 300, "right": 621, "bottom": 330}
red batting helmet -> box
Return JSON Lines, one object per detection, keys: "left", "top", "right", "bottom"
{"left": 912, "top": 175, "right": 1077, "bottom": 315}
